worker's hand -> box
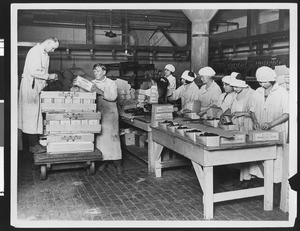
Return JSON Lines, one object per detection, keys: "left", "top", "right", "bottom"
{"left": 48, "top": 73, "right": 58, "bottom": 81}
{"left": 261, "top": 122, "right": 272, "bottom": 130}
{"left": 252, "top": 122, "right": 261, "bottom": 130}
{"left": 72, "top": 77, "right": 78, "bottom": 86}
{"left": 91, "top": 84, "right": 104, "bottom": 95}
{"left": 231, "top": 111, "right": 244, "bottom": 119}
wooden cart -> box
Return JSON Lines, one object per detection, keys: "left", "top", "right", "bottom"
{"left": 33, "top": 148, "right": 102, "bottom": 180}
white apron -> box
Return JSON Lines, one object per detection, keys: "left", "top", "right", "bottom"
{"left": 95, "top": 90, "right": 122, "bottom": 161}
{"left": 18, "top": 44, "right": 49, "bottom": 134}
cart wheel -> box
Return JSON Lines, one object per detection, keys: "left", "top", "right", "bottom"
{"left": 87, "top": 162, "right": 95, "bottom": 175}
{"left": 40, "top": 165, "right": 47, "bottom": 180}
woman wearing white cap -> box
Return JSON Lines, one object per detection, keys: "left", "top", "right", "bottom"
{"left": 164, "top": 64, "right": 176, "bottom": 97}
{"left": 197, "top": 66, "right": 222, "bottom": 117}
{"left": 248, "top": 66, "right": 289, "bottom": 206}
{"left": 228, "top": 76, "right": 254, "bottom": 134}
{"left": 168, "top": 70, "right": 199, "bottom": 113}
{"left": 215, "top": 72, "right": 238, "bottom": 113}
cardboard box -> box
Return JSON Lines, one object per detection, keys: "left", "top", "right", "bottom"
{"left": 135, "top": 133, "right": 148, "bottom": 148}
{"left": 40, "top": 133, "right": 94, "bottom": 144}
{"left": 152, "top": 113, "right": 173, "bottom": 121}
{"left": 74, "top": 76, "right": 93, "bottom": 92}
{"left": 204, "top": 119, "right": 220, "bottom": 128}
{"left": 248, "top": 130, "right": 282, "bottom": 142}
{"left": 151, "top": 104, "right": 174, "bottom": 114}
{"left": 158, "top": 121, "right": 172, "bottom": 130}
{"left": 184, "top": 112, "right": 200, "bottom": 119}
{"left": 220, "top": 132, "right": 246, "bottom": 145}
{"left": 47, "top": 141, "right": 94, "bottom": 154}
{"left": 175, "top": 126, "right": 189, "bottom": 136}
{"left": 197, "top": 134, "right": 220, "bottom": 147}
{"left": 219, "top": 124, "right": 239, "bottom": 131}
{"left": 121, "top": 133, "right": 135, "bottom": 146}
{"left": 185, "top": 130, "right": 204, "bottom": 142}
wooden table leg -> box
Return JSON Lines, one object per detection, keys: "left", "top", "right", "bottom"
{"left": 264, "top": 159, "right": 274, "bottom": 210}
{"left": 203, "top": 166, "right": 214, "bottom": 219}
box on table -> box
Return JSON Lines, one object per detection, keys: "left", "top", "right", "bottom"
{"left": 248, "top": 130, "right": 282, "bottom": 142}
{"left": 167, "top": 123, "right": 181, "bottom": 133}
{"left": 151, "top": 104, "right": 174, "bottom": 114}
{"left": 204, "top": 119, "right": 220, "bottom": 128}
{"left": 219, "top": 124, "right": 239, "bottom": 131}
{"left": 74, "top": 76, "right": 94, "bottom": 92}
{"left": 41, "top": 91, "right": 96, "bottom": 112}
{"left": 196, "top": 134, "right": 220, "bottom": 147}
{"left": 40, "top": 133, "right": 94, "bottom": 145}
{"left": 185, "top": 129, "right": 204, "bottom": 142}
{"left": 183, "top": 112, "right": 200, "bottom": 119}
{"left": 175, "top": 126, "right": 189, "bottom": 136}
{"left": 220, "top": 132, "right": 246, "bottom": 145}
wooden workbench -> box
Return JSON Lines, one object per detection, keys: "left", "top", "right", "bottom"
{"left": 120, "top": 114, "right": 190, "bottom": 174}
{"left": 150, "top": 126, "right": 282, "bottom": 219}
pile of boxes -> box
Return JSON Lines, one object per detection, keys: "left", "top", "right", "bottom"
{"left": 40, "top": 91, "right": 101, "bottom": 154}
{"left": 151, "top": 104, "right": 174, "bottom": 127}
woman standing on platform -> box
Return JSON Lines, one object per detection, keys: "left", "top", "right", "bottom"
{"left": 90, "top": 63, "right": 123, "bottom": 174}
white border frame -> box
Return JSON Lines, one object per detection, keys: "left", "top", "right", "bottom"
{"left": 11, "top": 3, "right": 298, "bottom": 228}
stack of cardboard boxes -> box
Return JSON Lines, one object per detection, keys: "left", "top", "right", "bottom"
{"left": 151, "top": 104, "right": 174, "bottom": 127}
{"left": 40, "top": 91, "right": 101, "bottom": 154}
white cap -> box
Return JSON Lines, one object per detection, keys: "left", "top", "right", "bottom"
{"left": 222, "top": 75, "right": 232, "bottom": 84}
{"left": 229, "top": 78, "right": 248, "bottom": 88}
{"left": 181, "top": 70, "right": 195, "bottom": 82}
{"left": 165, "top": 64, "right": 175, "bottom": 73}
{"left": 198, "top": 66, "right": 216, "bottom": 77}
{"left": 256, "top": 66, "right": 277, "bottom": 82}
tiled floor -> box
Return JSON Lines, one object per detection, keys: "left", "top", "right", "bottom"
{"left": 17, "top": 149, "right": 289, "bottom": 223}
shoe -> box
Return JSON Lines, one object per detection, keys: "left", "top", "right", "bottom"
{"left": 29, "top": 145, "right": 46, "bottom": 154}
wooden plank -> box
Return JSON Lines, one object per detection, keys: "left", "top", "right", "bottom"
{"left": 155, "top": 159, "right": 191, "bottom": 169}
{"left": 192, "top": 161, "right": 205, "bottom": 192}
{"left": 45, "top": 112, "right": 101, "bottom": 120}
{"left": 41, "top": 133, "right": 94, "bottom": 143}
{"left": 203, "top": 166, "right": 214, "bottom": 219}
{"left": 154, "top": 142, "right": 164, "bottom": 178}
{"left": 41, "top": 91, "right": 96, "bottom": 99}
{"left": 214, "top": 187, "right": 264, "bottom": 203}
{"left": 203, "top": 146, "right": 276, "bottom": 166}
{"left": 33, "top": 149, "right": 102, "bottom": 165}
{"left": 264, "top": 159, "right": 274, "bottom": 211}
{"left": 280, "top": 144, "right": 289, "bottom": 212}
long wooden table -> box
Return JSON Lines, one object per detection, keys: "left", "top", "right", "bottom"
{"left": 120, "top": 114, "right": 190, "bottom": 174}
{"left": 150, "top": 126, "right": 282, "bottom": 219}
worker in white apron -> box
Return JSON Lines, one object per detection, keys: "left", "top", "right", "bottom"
{"left": 18, "top": 37, "right": 59, "bottom": 154}
{"left": 223, "top": 77, "right": 255, "bottom": 187}
{"left": 90, "top": 63, "right": 122, "bottom": 174}
{"left": 197, "top": 66, "right": 222, "bottom": 117}
{"left": 164, "top": 64, "right": 176, "bottom": 97}
{"left": 168, "top": 70, "right": 199, "bottom": 114}
{"left": 250, "top": 66, "right": 289, "bottom": 207}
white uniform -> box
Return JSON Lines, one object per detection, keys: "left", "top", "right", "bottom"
{"left": 170, "top": 82, "right": 199, "bottom": 110}
{"left": 93, "top": 77, "right": 122, "bottom": 161}
{"left": 198, "top": 81, "right": 222, "bottom": 110}
{"left": 216, "top": 91, "right": 236, "bottom": 112}
{"left": 248, "top": 83, "right": 289, "bottom": 183}
{"left": 18, "top": 44, "right": 49, "bottom": 134}
{"left": 166, "top": 74, "right": 176, "bottom": 97}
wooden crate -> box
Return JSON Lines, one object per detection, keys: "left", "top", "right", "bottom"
{"left": 45, "top": 124, "right": 101, "bottom": 134}
{"left": 46, "top": 141, "right": 94, "bottom": 154}
{"left": 219, "top": 124, "right": 239, "bottom": 131}
{"left": 151, "top": 104, "right": 174, "bottom": 114}
{"left": 45, "top": 112, "right": 101, "bottom": 121}
{"left": 248, "top": 130, "right": 282, "bottom": 142}
{"left": 40, "top": 133, "right": 94, "bottom": 145}
{"left": 196, "top": 135, "right": 220, "bottom": 147}
{"left": 41, "top": 91, "right": 96, "bottom": 112}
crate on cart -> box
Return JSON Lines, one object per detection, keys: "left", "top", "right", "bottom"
{"left": 41, "top": 91, "right": 97, "bottom": 112}
{"left": 40, "top": 133, "right": 95, "bottom": 154}
{"left": 44, "top": 111, "right": 101, "bottom": 134}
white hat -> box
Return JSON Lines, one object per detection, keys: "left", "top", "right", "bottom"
{"left": 222, "top": 75, "right": 232, "bottom": 84}
{"left": 181, "top": 70, "right": 195, "bottom": 82}
{"left": 229, "top": 78, "right": 248, "bottom": 88}
{"left": 256, "top": 66, "right": 277, "bottom": 82}
{"left": 198, "top": 66, "right": 216, "bottom": 77}
{"left": 230, "top": 72, "right": 241, "bottom": 78}
{"left": 165, "top": 64, "right": 175, "bottom": 73}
